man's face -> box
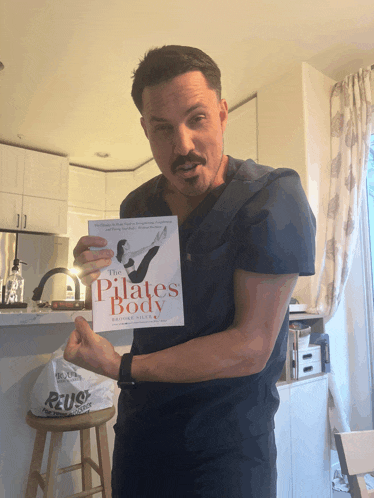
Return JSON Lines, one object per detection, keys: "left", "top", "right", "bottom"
{"left": 140, "top": 71, "right": 228, "bottom": 198}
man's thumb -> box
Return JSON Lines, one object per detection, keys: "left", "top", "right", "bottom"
{"left": 74, "top": 316, "right": 94, "bottom": 339}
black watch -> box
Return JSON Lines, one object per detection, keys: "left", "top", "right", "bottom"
{"left": 117, "top": 353, "right": 135, "bottom": 388}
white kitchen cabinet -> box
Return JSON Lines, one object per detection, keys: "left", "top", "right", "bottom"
{"left": 0, "top": 191, "right": 23, "bottom": 230}
{"left": 275, "top": 384, "right": 293, "bottom": 497}
{"left": 104, "top": 161, "right": 160, "bottom": 216}
{"left": 68, "top": 165, "right": 106, "bottom": 211}
{"left": 67, "top": 206, "right": 105, "bottom": 269}
{"left": 22, "top": 195, "right": 67, "bottom": 234}
{"left": 274, "top": 374, "right": 331, "bottom": 498}
{"left": 23, "top": 149, "right": 68, "bottom": 200}
{"left": 105, "top": 170, "right": 136, "bottom": 213}
{"left": 291, "top": 375, "right": 330, "bottom": 497}
{"left": 0, "top": 192, "right": 67, "bottom": 233}
{"left": 0, "top": 144, "right": 69, "bottom": 233}
{"left": 0, "top": 144, "right": 25, "bottom": 194}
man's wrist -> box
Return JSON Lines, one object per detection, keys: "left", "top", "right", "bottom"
{"left": 117, "top": 352, "right": 136, "bottom": 387}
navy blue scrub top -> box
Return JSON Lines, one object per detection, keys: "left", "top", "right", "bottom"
{"left": 117, "top": 156, "right": 316, "bottom": 437}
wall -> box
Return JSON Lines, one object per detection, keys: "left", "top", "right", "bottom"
{"left": 257, "top": 61, "right": 374, "bottom": 473}
{"left": 257, "top": 62, "right": 335, "bottom": 306}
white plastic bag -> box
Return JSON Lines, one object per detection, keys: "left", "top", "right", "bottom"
{"left": 31, "top": 341, "right": 115, "bottom": 417}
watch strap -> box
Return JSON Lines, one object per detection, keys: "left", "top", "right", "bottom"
{"left": 117, "top": 352, "right": 135, "bottom": 388}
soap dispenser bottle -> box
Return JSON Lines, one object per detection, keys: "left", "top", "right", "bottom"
{"left": 5, "top": 259, "right": 26, "bottom": 304}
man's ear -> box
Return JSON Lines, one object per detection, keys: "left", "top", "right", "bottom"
{"left": 140, "top": 117, "right": 149, "bottom": 140}
{"left": 219, "top": 99, "right": 229, "bottom": 134}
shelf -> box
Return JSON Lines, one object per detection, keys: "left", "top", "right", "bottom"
{"left": 289, "top": 313, "right": 324, "bottom": 321}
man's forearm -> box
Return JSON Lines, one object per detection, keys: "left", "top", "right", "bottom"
{"left": 130, "top": 326, "right": 269, "bottom": 383}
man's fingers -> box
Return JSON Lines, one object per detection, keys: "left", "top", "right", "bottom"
{"left": 80, "top": 271, "right": 101, "bottom": 287}
{"left": 73, "top": 236, "right": 108, "bottom": 260}
{"left": 74, "top": 248, "right": 113, "bottom": 266}
{"left": 64, "top": 329, "right": 80, "bottom": 361}
{"left": 74, "top": 316, "right": 95, "bottom": 339}
{"left": 75, "top": 259, "right": 112, "bottom": 286}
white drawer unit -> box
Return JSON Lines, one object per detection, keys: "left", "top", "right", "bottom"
{"left": 297, "top": 345, "right": 322, "bottom": 378}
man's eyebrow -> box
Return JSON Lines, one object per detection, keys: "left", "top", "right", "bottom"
{"left": 149, "top": 103, "right": 207, "bottom": 123}
{"left": 150, "top": 116, "right": 168, "bottom": 123}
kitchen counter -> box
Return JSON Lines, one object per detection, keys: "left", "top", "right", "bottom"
{"left": 0, "top": 308, "right": 93, "bottom": 327}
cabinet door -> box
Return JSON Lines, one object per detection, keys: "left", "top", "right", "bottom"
{"left": 0, "top": 192, "right": 23, "bottom": 229}
{"left": 67, "top": 206, "right": 105, "bottom": 268}
{"left": 290, "top": 375, "right": 330, "bottom": 498}
{"left": 105, "top": 171, "right": 136, "bottom": 212}
{"left": 22, "top": 196, "right": 67, "bottom": 234}
{"left": 0, "top": 144, "right": 25, "bottom": 195}
{"left": 23, "top": 149, "right": 68, "bottom": 201}
{"left": 274, "top": 385, "right": 293, "bottom": 498}
{"left": 68, "top": 166, "right": 106, "bottom": 211}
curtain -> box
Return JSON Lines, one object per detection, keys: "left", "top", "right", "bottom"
{"left": 308, "top": 67, "right": 372, "bottom": 445}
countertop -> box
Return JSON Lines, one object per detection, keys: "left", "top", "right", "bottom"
{"left": 0, "top": 308, "right": 93, "bottom": 326}
{"left": 0, "top": 309, "right": 323, "bottom": 328}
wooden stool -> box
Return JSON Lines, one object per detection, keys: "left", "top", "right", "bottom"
{"left": 25, "top": 406, "right": 115, "bottom": 498}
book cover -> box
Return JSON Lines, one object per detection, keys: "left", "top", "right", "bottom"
{"left": 88, "top": 216, "right": 184, "bottom": 333}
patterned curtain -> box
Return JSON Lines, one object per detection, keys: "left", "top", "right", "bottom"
{"left": 308, "top": 67, "right": 372, "bottom": 445}
{"left": 311, "top": 68, "right": 372, "bottom": 317}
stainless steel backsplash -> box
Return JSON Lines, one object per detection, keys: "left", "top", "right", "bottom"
{"left": 0, "top": 231, "right": 70, "bottom": 303}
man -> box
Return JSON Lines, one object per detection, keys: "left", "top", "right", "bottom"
{"left": 65, "top": 45, "right": 316, "bottom": 497}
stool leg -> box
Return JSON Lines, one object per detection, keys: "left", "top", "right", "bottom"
{"left": 25, "top": 429, "right": 47, "bottom": 498}
{"left": 96, "top": 424, "right": 112, "bottom": 498}
{"left": 44, "top": 431, "right": 63, "bottom": 498}
{"left": 80, "top": 428, "right": 92, "bottom": 491}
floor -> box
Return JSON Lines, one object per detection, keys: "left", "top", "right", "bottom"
{"left": 332, "top": 491, "right": 351, "bottom": 497}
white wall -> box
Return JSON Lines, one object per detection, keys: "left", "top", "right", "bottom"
{"left": 257, "top": 62, "right": 374, "bottom": 470}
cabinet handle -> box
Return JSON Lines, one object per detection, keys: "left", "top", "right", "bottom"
{"left": 302, "top": 353, "right": 313, "bottom": 360}
{"left": 24, "top": 214, "right": 27, "bottom": 229}
{"left": 17, "top": 213, "right": 20, "bottom": 228}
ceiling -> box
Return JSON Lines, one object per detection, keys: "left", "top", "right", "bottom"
{"left": 1, "top": 0, "right": 374, "bottom": 171}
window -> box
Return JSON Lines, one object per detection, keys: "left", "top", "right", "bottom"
{"left": 366, "top": 135, "right": 374, "bottom": 290}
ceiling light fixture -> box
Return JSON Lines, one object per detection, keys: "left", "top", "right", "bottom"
{"left": 95, "top": 152, "right": 110, "bottom": 158}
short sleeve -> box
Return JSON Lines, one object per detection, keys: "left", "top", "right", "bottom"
{"left": 234, "top": 170, "right": 316, "bottom": 276}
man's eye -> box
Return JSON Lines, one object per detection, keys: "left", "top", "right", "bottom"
{"left": 155, "top": 124, "right": 172, "bottom": 132}
{"left": 190, "top": 115, "right": 205, "bottom": 126}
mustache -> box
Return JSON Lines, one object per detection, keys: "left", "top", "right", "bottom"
{"left": 172, "top": 153, "right": 205, "bottom": 172}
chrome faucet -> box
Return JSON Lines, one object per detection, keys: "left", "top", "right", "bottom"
{"left": 32, "top": 267, "right": 80, "bottom": 302}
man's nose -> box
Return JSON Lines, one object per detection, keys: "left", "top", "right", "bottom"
{"left": 173, "top": 126, "right": 194, "bottom": 156}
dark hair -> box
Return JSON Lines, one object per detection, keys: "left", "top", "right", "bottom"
{"left": 116, "top": 239, "right": 127, "bottom": 263}
{"left": 131, "top": 45, "right": 221, "bottom": 113}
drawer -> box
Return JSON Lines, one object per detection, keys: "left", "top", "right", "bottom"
{"left": 297, "top": 345, "right": 321, "bottom": 365}
{"left": 297, "top": 359, "right": 322, "bottom": 378}
{"left": 296, "top": 345, "right": 322, "bottom": 379}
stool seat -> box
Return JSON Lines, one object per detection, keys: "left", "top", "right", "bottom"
{"left": 26, "top": 405, "right": 116, "bottom": 432}
{"left": 25, "top": 406, "right": 115, "bottom": 498}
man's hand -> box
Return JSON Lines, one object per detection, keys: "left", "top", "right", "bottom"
{"left": 64, "top": 317, "right": 122, "bottom": 380}
{"left": 73, "top": 236, "right": 114, "bottom": 286}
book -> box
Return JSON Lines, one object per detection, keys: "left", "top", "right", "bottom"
{"left": 88, "top": 216, "right": 184, "bottom": 333}
{"left": 288, "top": 328, "right": 299, "bottom": 379}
